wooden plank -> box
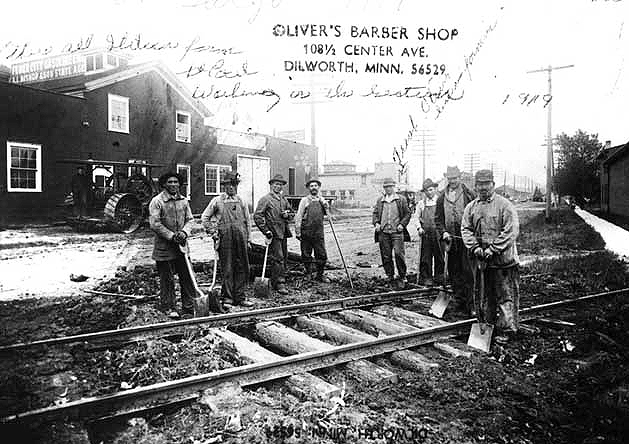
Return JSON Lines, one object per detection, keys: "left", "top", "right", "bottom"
{"left": 433, "top": 342, "right": 472, "bottom": 358}
{"left": 296, "top": 316, "right": 439, "bottom": 371}
{"left": 212, "top": 329, "right": 340, "bottom": 401}
{"left": 371, "top": 305, "right": 446, "bottom": 328}
{"left": 255, "top": 321, "right": 398, "bottom": 383}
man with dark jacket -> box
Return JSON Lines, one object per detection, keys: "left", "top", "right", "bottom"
{"left": 417, "top": 178, "right": 443, "bottom": 285}
{"left": 295, "top": 178, "right": 330, "bottom": 282}
{"left": 148, "top": 172, "right": 195, "bottom": 318}
{"left": 253, "top": 174, "right": 294, "bottom": 295}
{"left": 372, "top": 177, "right": 411, "bottom": 287}
{"left": 71, "top": 166, "right": 92, "bottom": 218}
{"left": 435, "top": 166, "right": 476, "bottom": 313}
{"left": 201, "top": 171, "right": 252, "bottom": 307}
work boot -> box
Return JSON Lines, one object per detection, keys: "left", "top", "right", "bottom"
{"left": 276, "top": 283, "right": 289, "bottom": 295}
{"left": 233, "top": 299, "right": 254, "bottom": 308}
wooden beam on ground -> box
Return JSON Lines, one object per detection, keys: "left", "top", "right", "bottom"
{"left": 337, "top": 309, "right": 420, "bottom": 336}
{"left": 296, "top": 316, "right": 438, "bottom": 371}
{"left": 255, "top": 321, "right": 398, "bottom": 383}
{"left": 371, "top": 306, "right": 446, "bottom": 329}
{"left": 433, "top": 342, "right": 472, "bottom": 358}
{"left": 211, "top": 329, "right": 340, "bottom": 401}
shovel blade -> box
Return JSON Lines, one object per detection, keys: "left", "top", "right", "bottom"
{"left": 467, "top": 322, "right": 494, "bottom": 353}
{"left": 193, "top": 294, "right": 210, "bottom": 317}
{"left": 429, "top": 290, "right": 451, "bottom": 318}
{"left": 253, "top": 277, "right": 270, "bottom": 298}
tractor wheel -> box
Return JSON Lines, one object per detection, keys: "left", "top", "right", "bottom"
{"left": 104, "top": 193, "right": 143, "bottom": 233}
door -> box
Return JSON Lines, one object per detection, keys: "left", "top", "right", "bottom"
{"left": 288, "top": 167, "right": 296, "bottom": 195}
{"left": 237, "top": 155, "right": 270, "bottom": 211}
{"left": 177, "top": 164, "right": 191, "bottom": 199}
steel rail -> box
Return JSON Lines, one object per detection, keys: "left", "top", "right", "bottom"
{"left": 0, "top": 288, "right": 436, "bottom": 353}
{"left": 4, "top": 287, "right": 627, "bottom": 426}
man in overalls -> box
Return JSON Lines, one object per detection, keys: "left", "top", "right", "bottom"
{"left": 461, "top": 169, "right": 520, "bottom": 342}
{"left": 417, "top": 178, "right": 443, "bottom": 286}
{"left": 295, "top": 178, "right": 330, "bottom": 282}
{"left": 435, "top": 166, "right": 476, "bottom": 314}
{"left": 254, "top": 174, "right": 294, "bottom": 295}
{"left": 201, "top": 171, "right": 253, "bottom": 307}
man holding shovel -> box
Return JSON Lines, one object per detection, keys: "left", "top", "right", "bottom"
{"left": 201, "top": 172, "right": 253, "bottom": 307}
{"left": 435, "top": 166, "right": 476, "bottom": 314}
{"left": 461, "top": 169, "right": 521, "bottom": 343}
{"left": 148, "top": 172, "right": 195, "bottom": 318}
{"left": 254, "top": 174, "right": 294, "bottom": 295}
{"left": 295, "top": 178, "right": 330, "bottom": 283}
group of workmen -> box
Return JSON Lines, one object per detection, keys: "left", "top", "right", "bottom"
{"left": 148, "top": 164, "right": 520, "bottom": 340}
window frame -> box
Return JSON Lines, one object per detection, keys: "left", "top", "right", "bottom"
{"left": 204, "top": 163, "right": 231, "bottom": 196}
{"left": 108, "top": 93, "right": 129, "bottom": 134}
{"left": 176, "top": 110, "right": 192, "bottom": 143}
{"left": 6, "top": 141, "right": 42, "bottom": 193}
{"left": 177, "top": 164, "right": 191, "bottom": 200}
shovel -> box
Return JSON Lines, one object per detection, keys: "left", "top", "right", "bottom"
{"left": 253, "top": 242, "right": 271, "bottom": 298}
{"left": 179, "top": 242, "right": 225, "bottom": 316}
{"left": 467, "top": 258, "right": 494, "bottom": 352}
{"left": 429, "top": 239, "right": 451, "bottom": 318}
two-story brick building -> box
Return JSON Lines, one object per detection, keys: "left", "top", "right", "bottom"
{"left": 1, "top": 50, "right": 317, "bottom": 224}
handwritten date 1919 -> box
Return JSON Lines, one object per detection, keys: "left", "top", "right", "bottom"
{"left": 410, "top": 64, "right": 446, "bottom": 75}
{"left": 503, "top": 93, "right": 552, "bottom": 108}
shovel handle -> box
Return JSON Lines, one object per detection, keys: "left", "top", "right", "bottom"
{"left": 416, "top": 233, "right": 423, "bottom": 284}
{"left": 329, "top": 217, "right": 354, "bottom": 289}
{"left": 261, "top": 243, "right": 269, "bottom": 277}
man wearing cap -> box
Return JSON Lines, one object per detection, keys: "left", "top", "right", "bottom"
{"left": 372, "top": 177, "right": 412, "bottom": 287}
{"left": 202, "top": 171, "right": 253, "bottom": 307}
{"left": 254, "top": 174, "right": 295, "bottom": 295}
{"left": 71, "top": 166, "right": 93, "bottom": 218}
{"left": 462, "top": 169, "right": 520, "bottom": 340}
{"left": 149, "top": 172, "right": 195, "bottom": 318}
{"left": 417, "top": 178, "right": 443, "bottom": 285}
{"left": 435, "top": 166, "right": 476, "bottom": 313}
{"left": 295, "top": 178, "right": 330, "bottom": 282}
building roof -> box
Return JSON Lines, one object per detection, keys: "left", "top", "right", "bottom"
{"left": 602, "top": 141, "right": 629, "bottom": 166}
{"left": 26, "top": 60, "right": 213, "bottom": 118}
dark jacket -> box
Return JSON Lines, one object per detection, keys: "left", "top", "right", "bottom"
{"left": 435, "top": 183, "right": 476, "bottom": 238}
{"left": 253, "top": 192, "right": 294, "bottom": 239}
{"left": 372, "top": 193, "right": 412, "bottom": 242}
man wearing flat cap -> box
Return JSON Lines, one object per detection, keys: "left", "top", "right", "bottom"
{"left": 435, "top": 165, "right": 476, "bottom": 313}
{"left": 202, "top": 171, "right": 252, "bottom": 307}
{"left": 372, "top": 177, "right": 412, "bottom": 287}
{"left": 462, "top": 169, "right": 520, "bottom": 341}
{"left": 149, "top": 171, "right": 195, "bottom": 318}
{"left": 417, "top": 178, "right": 444, "bottom": 285}
{"left": 254, "top": 174, "right": 295, "bottom": 295}
{"left": 295, "top": 178, "right": 330, "bottom": 282}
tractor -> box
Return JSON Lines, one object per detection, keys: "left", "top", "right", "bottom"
{"left": 59, "top": 159, "right": 165, "bottom": 233}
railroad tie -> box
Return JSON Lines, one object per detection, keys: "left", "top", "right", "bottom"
{"left": 296, "top": 316, "right": 439, "bottom": 371}
{"left": 211, "top": 329, "right": 341, "bottom": 401}
{"left": 255, "top": 321, "right": 399, "bottom": 384}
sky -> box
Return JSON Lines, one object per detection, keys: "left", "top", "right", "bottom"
{"left": 2, "top": 0, "right": 627, "bottom": 190}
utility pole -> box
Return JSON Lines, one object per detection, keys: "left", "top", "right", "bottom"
{"left": 409, "top": 128, "right": 435, "bottom": 185}
{"left": 464, "top": 153, "right": 481, "bottom": 177}
{"left": 527, "top": 64, "right": 574, "bottom": 221}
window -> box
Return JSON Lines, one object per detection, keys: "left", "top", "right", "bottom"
{"left": 7, "top": 142, "right": 42, "bottom": 192}
{"left": 108, "top": 94, "right": 129, "bottom": 133}
{"left": 128, "top": 159, "right": 147, "bottom": 176}
{"left": 176, "top": 111, "right": 191, "bottom": 143}
{"left": 329, "top": 190, "right": 336, "bottom": 196}
{"left": 288, "top": 167, "right": 295, "bottom": 195}
{"left": 349, "top": 190, "right": 355, "bottom": 200}
{"left": 177, "top": 164, "right": 191, "bottom": 199}
{"left": 339, "top": 190, "right": 346, "bottom": 200}
{"left": 361, "top": 175, "right": 367, "bottom": 185}
{"left": 205, "top": 164, "right": 231, "bottom": 195}
{"left": 86, "top": 56, "right": 94, "bottom": 72}
{"left": 107, "top": 54, "right": 118, "bottom": 67}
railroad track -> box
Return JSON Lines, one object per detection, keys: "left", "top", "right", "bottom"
{"left": 2, "top": 287, "right": 628, "bottom": 428}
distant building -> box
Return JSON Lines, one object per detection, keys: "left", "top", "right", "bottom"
{"left": 319, "top": 160, "right": 407, "bottom": 207}
{"left": 598, "top": 140, "right": 629, "bottom": 217}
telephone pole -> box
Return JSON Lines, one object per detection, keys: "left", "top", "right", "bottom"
{"left": 464, "top": 152, "right": 481, "bottom": 177}
{"left": 527, "top": 64, "right": 574, "bottom": 221}
{"left": 409, "top": 129, "right": 435, "bottom": 185}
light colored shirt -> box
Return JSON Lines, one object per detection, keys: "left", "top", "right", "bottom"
{"left": 201, "top": 193, "right": 251, "bottom": 240}
{"left": 381, "top": 193, "right": 401, "bottom": 233}
{"left": 148, "top": 190, "right": 194, "bottom": 261}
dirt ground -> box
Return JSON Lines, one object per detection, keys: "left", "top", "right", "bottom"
{"left": 2, "top": 205, "right": 629, "bottom": 444}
